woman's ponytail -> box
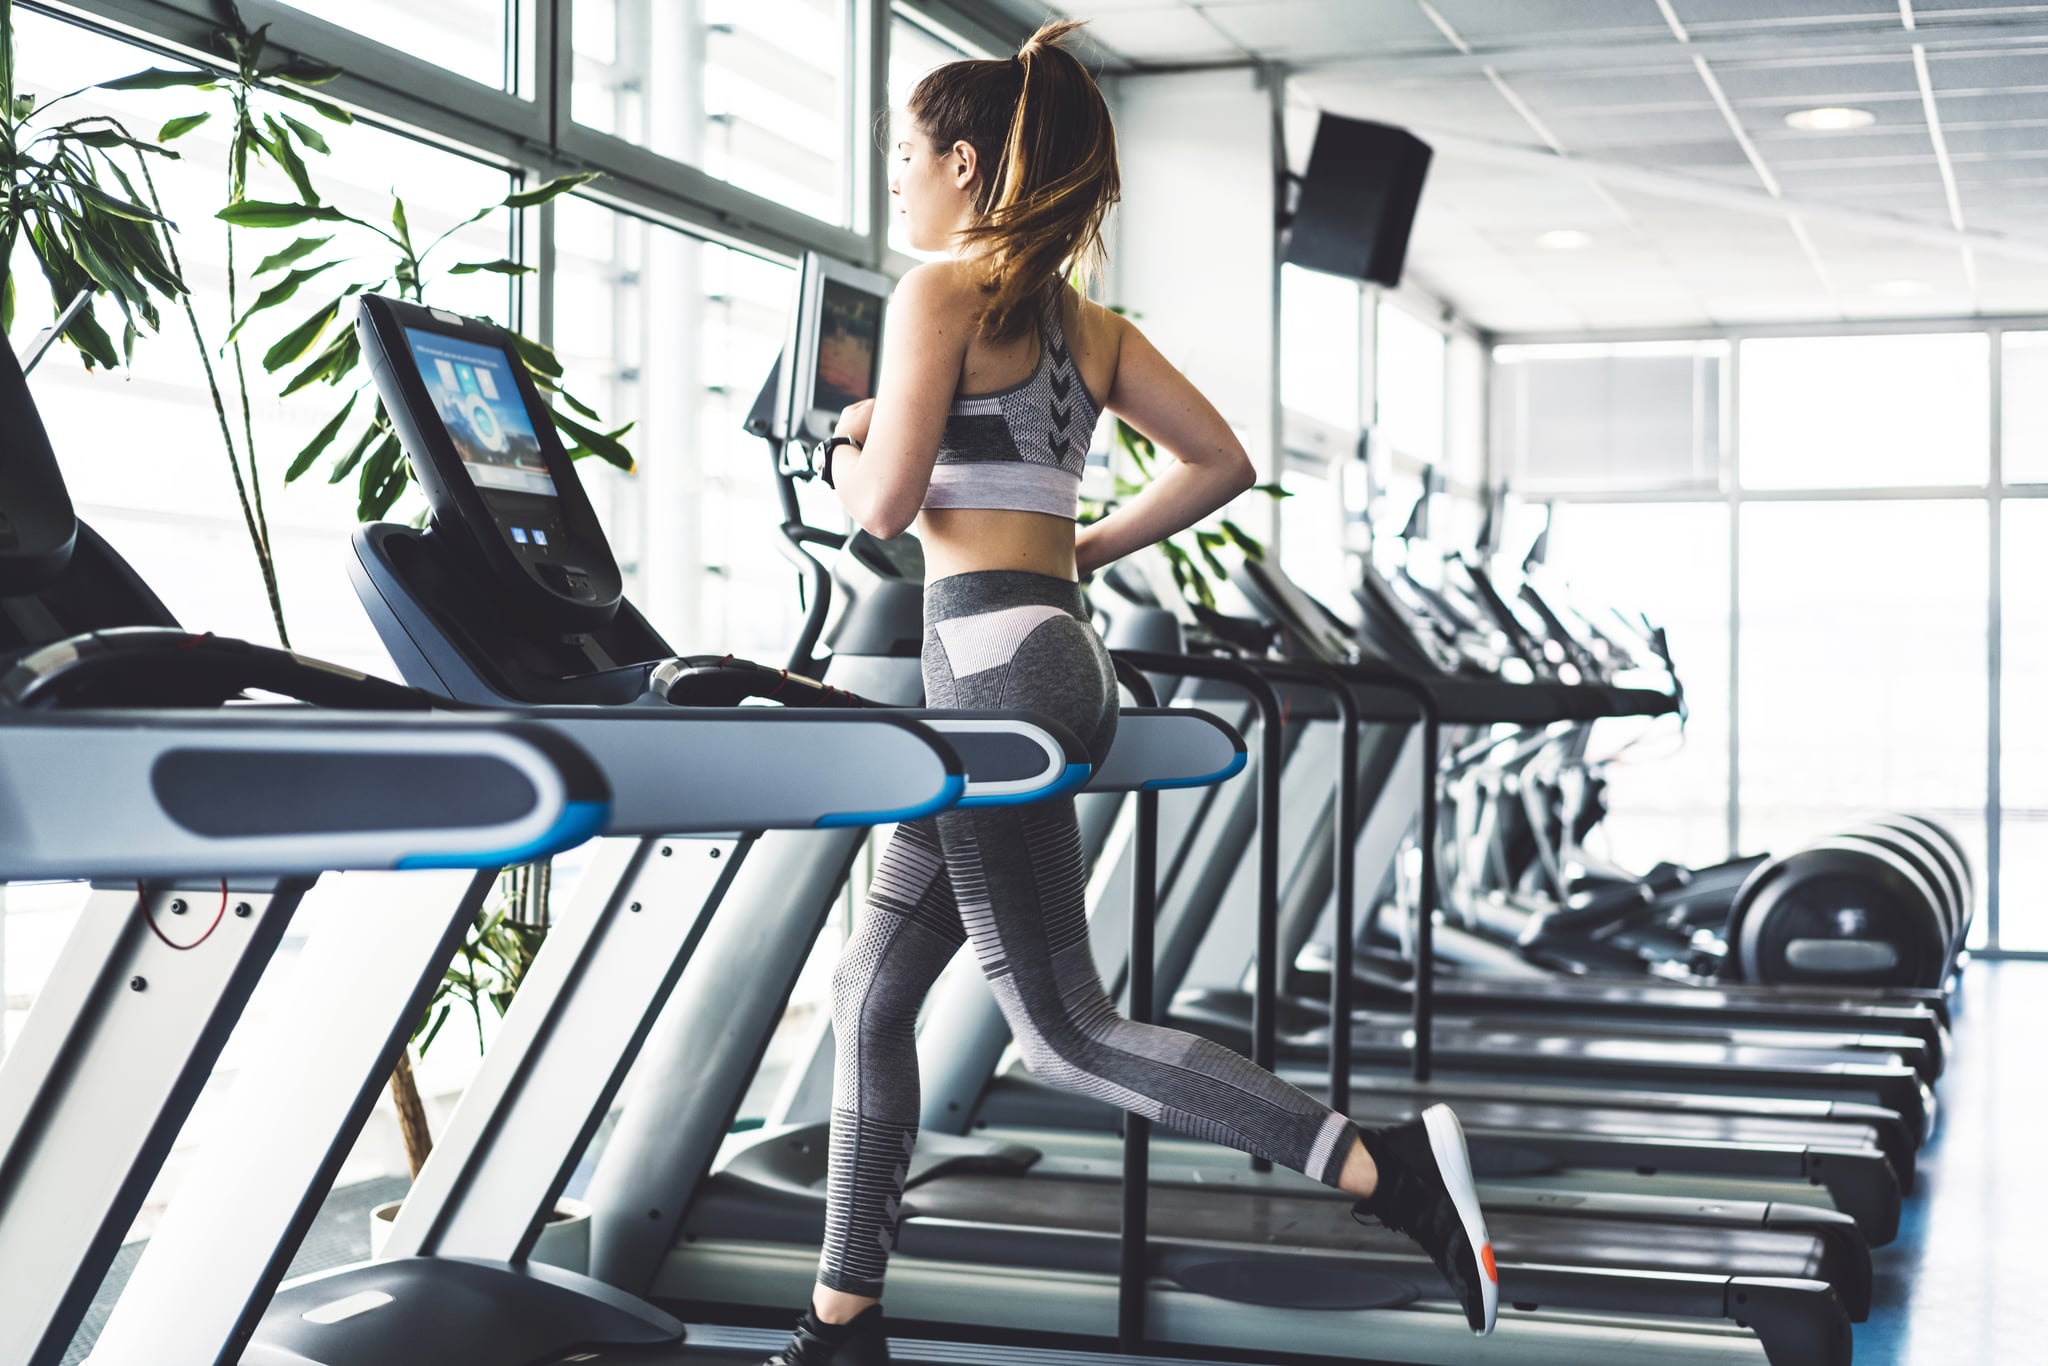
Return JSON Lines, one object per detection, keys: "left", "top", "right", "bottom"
{"left": 908, "top": 20, "right": 1120, "bottom": 337}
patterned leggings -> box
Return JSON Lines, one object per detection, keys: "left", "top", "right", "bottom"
{"left": 816, "top": 569, "right": 1360, "bottom": 1296}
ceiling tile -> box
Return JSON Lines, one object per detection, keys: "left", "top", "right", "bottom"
{"left": 1669, "top": 2, "right": 1901, "bottom": 29}
{"left": 1081, "top": 8, "right": 1243, "bottom": 62}
{"left": 1198, "top": 0, "right": 1455, "bottom": 58}
{"left": 1713, "top": 55, "right": 1921, "bottom": 102}
{"left": 1922, "top": 47, "right": 2048, "bottom": 91}
{"left": 1426, "top": 0, "right": 1673, "bottom": 44}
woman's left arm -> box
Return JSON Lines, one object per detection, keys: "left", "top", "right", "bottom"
{"left": 826, "top": 264, "right": 969, "bottom": 539}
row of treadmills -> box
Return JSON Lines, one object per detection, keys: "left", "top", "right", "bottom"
{"left": 0, "top": 284, "right": 1954, "bottom": 1366}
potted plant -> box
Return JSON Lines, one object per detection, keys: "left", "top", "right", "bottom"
{"left": 367, "top": 860, "right": 596, "bottom": 1270}
{"left": 1, "top": 0, "right": 190, "bottom": 370}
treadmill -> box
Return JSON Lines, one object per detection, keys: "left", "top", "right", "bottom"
{"left": 275, "top": 270, "right": 1850, "bottom": 1361}
{"left": 933, "top": 568, "right": 1910, "bottom": 1246}
{"left": 1312, "top": 538, "right": 1957, "bottom": 1028}
{"left": 607, "top": 265, "right": 1867, "bottom": 1364}
{"left": 1154, "top": 552, "right": 1943, "bottom": 1139}
{"left": 76, "top": 281, "right": 1268, "bottom": 1366}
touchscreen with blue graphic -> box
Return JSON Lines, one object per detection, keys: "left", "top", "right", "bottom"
{"left": 404, "top": 327, "right": 557, "bottom": 500}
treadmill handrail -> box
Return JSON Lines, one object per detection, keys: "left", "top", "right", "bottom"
{"left": 0, "top": 710, "right": 610, "bottom": 878}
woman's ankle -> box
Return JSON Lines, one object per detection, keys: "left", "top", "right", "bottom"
{"left": 1337, "top": 1136, "right": 1380, "bottom": 1201}
{"left": 811, "top": 1286, "right": 881, "bottom": 1327}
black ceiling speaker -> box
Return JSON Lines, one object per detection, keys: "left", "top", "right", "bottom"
{"left": 1283, "top": 114, "right": 1433, "bottom": 287}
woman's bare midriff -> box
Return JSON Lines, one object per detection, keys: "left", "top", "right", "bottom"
{"left": 915, "top": 506, "right": 1078, "bottom": 584}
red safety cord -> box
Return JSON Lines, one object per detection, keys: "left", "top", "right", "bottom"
{"left": 136, "top": 879, "right": 230, "bottom": 950}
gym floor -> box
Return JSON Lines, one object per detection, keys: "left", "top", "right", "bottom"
{"left": 1862, "top": 958, "right": 2041, "bottom": 1364}
{"left": 65, "top": 962, "right": 2032, "bottom": 1365}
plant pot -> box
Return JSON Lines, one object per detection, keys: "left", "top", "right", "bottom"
{"left": 369, "top": 1196, "right": 592, "bottom": 1273}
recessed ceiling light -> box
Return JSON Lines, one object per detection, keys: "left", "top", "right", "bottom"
{"left": 1785, "top": 106, "right": 1876, "bottom": 132}
{"left": 1537, "top": 229, "right": 1592, "bottom": 250}
{"left": 1873, "top": 279, "right": 1931, "bottom": 296}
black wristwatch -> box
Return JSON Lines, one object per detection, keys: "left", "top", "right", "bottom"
{"left": 813, "top": 435, "right": 861, "bottom": 488}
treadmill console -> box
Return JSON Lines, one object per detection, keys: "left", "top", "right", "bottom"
{"left": 356, "top": 294, "right": 622, "bottom": 631}
{"left": 773, "top": 251, "right": 894, "bottom": 444}
{"left": 0, "top": 332, "right": 78, "bottom": 593}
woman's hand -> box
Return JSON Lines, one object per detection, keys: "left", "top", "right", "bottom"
{"left": 834, "top": 398, "right": 876, "bottom": 444}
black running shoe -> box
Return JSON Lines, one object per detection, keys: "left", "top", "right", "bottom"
{"left": 1352, "top": 1105, "right": 1498, "bottom": 1335}
{"left": 759, "top": 1305, "right": 892, "bottom": 1365}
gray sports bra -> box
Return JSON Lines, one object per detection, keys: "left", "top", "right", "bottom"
{"left": 923, "top": 301, "right": 1099, "bottom": 519}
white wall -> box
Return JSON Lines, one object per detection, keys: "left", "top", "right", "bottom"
{"left": 1105, "top": 67, "right": 1282, "bottom": 517}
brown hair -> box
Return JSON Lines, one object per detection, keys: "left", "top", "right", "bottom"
{"left": 907, "top": 19, "right": 1120, "bottom": 338}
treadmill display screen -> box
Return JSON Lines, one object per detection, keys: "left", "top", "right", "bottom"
{"left": 813, "top": 280, "right": 883, "bottom": 413}
{"left": 405, "top": 328, "right": 557, "bottom": 501}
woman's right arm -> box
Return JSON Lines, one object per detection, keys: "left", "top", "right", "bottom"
{"left": 1075, "top": 315, "right": 1258, "bottom": 577}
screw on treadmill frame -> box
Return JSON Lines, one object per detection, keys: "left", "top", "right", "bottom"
{"left": 129, "top": 977, "right": 147, "bottom": 992}
{"left": 235, "top": 902, "right": 253, "bottom": 918}
{"left": 170, "top": 899, "right": 188, "bottom": 915}
{"left": 661, "top": 845, "right": 673, "bottom": 857}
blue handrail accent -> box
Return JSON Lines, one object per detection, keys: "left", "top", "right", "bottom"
{"left": 398, "top": 799, "right": 611, "bottom": 870}
{"left": 956, "top": 761, "right": 1093, "bottom": 809}
{"left": 815, "top": 772, "right": 968, "bottom": 828}
{"left": 1142, "top": 747, "right": 1249, "bottom": 791}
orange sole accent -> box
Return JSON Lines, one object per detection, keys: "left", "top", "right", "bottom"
{"left": 1481, "top": 1244, "right": 1498, "bottom": 1283}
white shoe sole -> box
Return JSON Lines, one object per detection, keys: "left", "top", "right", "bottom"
{"left": 1420, "top": 1104, "right": 1498, "bottom": 1335}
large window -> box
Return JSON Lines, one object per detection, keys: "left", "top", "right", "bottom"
{"left": 1494, "top": 342, "right": 1724, "bottom": 492}
{"left": 551, "top": 198, "right": 798, "bottom": 660}
{"left": 2004, "top": 501, "right": 2048, "bottom": 949}
{"left": 276, "top": 1, "right": 516, "bottom": 89}
{"left": 1501, "top": 328, "right": 2039, "bottom": 953}
{"left": 1547, "top": 502, "right": 1732, "bottom": 873}
{"left": 573, "top": 0, "right": 858, "bottom": 227}
{"left": 1375, "top": 298, "right": 1445, "bottom": 468}
{"left": 1738, "top": 501, "right": 1988, "bottom": 881}
{"left": 1740, "top": 333, "right": 1990, "bottom": 490}
{"left": 2005, "top": 332, "right": 2048, "bottom": 486}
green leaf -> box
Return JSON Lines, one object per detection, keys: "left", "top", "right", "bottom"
{"left": 218, "top": 200, "right": 347, "bottom": 228}
{"left": 357, "top": 433, "right": 409, "bottom": 521}
{"left": 553, "top": 410, "right": 636, "bottom": 472}
{"left": 66, "top": 226, "right": 147, "bottom": 306}
{"left": 391, "top": 197, "right": 411, "bottom": 251}
{"left": 64, "top": 304, "right": 120, "bottom": 370}
{"left": 286, "top": 393, "right": 358, "bottom": 482}
{"left": 261, "top": 115, "right": 318, "bottom": 204}
{"left": 72, "top": 183, "right": 161, "bottom": 223}
{"left": 447, "top": 258, "right": 533, "bottom": 276}
{"left": 226, "top": 260, "right": 341, "bottom": 343}
{"left": 262, "top": 298, "right": 340, "bottom": 372}
{"left": 329, "top": 415, "right": 386, "bottom": 484}
{"left": 96, "top": 67, "right": 218, "bottom": 92}
{"left": 157, "top": 112, "right": 211, "bottom": 141}
{"left": 0, "top": 274, "right": 13, "bottom": 335}
{"left": 502, "top": 172, "right": 598, "bottom": 211}
{"left": 533, "top": 377, "right": 600, "bottom": 421}
{"left": 272, "top": 83, "right": 354, "bottom": 124}
{"left": 506, "top": 329, "right": 562, "bottom": 378}
{"left": 278, "top": 62, "right": 344, "bottom": 87}
{"left": 253, "top": 234, "right": 332, "bottom": 276}
{"left": 1218, "top": 519, "right": 1266, "bottom": 562}
{"left": 278, "top": 113, "right": 329, "bottom": 155}
{"left": 280, "top": 328, "right": 359, "bottom": 396}
{"left": 65, "top": 126, "right": 172, "bottom": 156}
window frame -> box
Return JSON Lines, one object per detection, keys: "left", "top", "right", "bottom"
{"left": 1491, "top": 314, "right": 2048, "bottom": 958}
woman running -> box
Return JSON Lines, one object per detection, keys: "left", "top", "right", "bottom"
{"left": 764, "top": 20, "right": 1495, "bottom": 1365}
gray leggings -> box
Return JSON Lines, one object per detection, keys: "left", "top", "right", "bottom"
{"left": 817, "top": 569, "right": 1361, "bottom": 1296}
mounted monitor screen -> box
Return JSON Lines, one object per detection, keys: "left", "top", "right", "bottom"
{"left": 357, "top": 293, "right": 621, "bottom": 631}
{"left": 401, "top": 327, "right": 568, "bottom": 566}
{"left": 779, "top": 252, "right": 894, "bottom": 443}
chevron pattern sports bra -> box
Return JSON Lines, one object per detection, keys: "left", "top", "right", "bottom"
{"left": 923, "top": 301, "right": 1098, "bottom": 520}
